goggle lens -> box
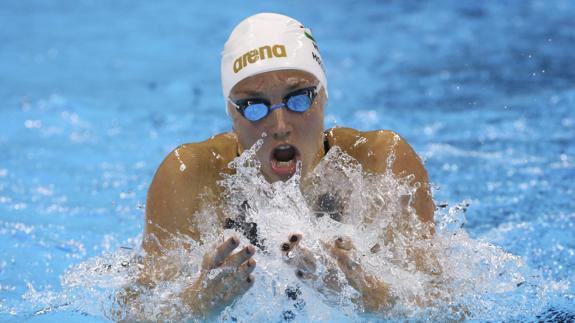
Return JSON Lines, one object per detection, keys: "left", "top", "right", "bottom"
{"left": 286, "top": 94, "right": 312, "bottom": 112}
{"left": 244, "top": 103, "right": 269, "bottom": 121}
{"left": 230, "top": 85, "right": 320, "bottom": 122}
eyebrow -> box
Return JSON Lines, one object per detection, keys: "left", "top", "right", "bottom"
{"left": 234, "top": 89, "right": 265, "bottom": 97}
{"left": 286, "top": 79, "right": 312, "bottom": 91}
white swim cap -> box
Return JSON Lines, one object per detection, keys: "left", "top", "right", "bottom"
{"left": 221, "top": 13, "right": 328, "bottom": 99}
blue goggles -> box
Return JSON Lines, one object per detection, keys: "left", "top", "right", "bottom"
{"left": 228, "top": 84, "right": 321, "bottom": 122}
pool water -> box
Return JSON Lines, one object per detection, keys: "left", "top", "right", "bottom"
{"left": 1, "top": 0, "right": 574, "bottom": 321}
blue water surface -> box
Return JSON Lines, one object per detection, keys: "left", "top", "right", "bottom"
{"left": 1, "top": 0, "right": 574, "bottom": 321}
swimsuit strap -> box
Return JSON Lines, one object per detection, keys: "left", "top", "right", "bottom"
{"left": 224, "top": 201, "right": 266, "bottom": 251}
{"left": 323, "top": 130, "right": 331, "bottom": 156}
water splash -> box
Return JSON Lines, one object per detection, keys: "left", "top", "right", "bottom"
{"left": 27, "top": 142, "right": 565, "bottom": 321}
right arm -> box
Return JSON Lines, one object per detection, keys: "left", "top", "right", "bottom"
{"left": 139, "top": 138, "right": 230, "bottom": 287}
{"left": 117, "top": 133, "right": 256, "bottom": 321}
{"left": 144, "top": 141, "right": 223, "bottom": 255}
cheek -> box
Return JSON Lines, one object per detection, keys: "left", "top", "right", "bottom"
{"left": 234, "top": 119, "right": 265, "bottom": 149}
{"left": 300, "top": 108, "right": 324, "bottom": 135}
{"left": 296, "top": 112, "right": 324, "bottom": 156}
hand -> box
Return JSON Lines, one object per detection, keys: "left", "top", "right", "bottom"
{"left": 185, "top": 236, "right": 256, "bottom": 319}
{"left": 280, "top": 234, "right": 319, "bottom": 281}
{"left": 281, "top": 234, "right": 393, "bottom": 312}
{"left": 328, "top": 236, "right": 393, "bottom": 312}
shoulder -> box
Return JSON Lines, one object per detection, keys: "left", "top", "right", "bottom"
{"left": 325, "top": 127, "right": 416, "bottom": 173}
{"left": 148, "top": 131, "right": 239, "bottom": 208}
{"left": 144, "top": 132, "right": 240, "bottom": 250}
{"left": 155, "top": 132, "right": 239, "bottom": 180}
{"left": 325, "top": 127, "right": 401, "bottom": 148}
{"left": 325, "top": 127, "right": 434, "bottom": 223}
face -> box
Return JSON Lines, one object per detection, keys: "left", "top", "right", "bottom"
{"left": 228, "top": 69, "right": 327, "bottom": 183}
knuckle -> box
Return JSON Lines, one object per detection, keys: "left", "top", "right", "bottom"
{"left": 281, "top": 242, "right": 291, "bottom": 252}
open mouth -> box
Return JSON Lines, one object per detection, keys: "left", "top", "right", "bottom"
{"left": 270, "top": 144, "right": 299, "bottom": 178}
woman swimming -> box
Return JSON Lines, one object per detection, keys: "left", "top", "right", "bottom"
{"left": 130, "top": 12, "right": 435, "bottom": 320}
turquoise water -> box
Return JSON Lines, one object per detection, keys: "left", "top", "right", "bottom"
{"left": 1, "top": 0, "right": 574, "bottom": 321}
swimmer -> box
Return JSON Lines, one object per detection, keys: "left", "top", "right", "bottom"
{"left": 125, "top": 13, "right": 435, "bottom": 320}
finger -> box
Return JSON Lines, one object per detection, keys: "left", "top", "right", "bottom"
{"left": 330, "top": 247, "right": 365, "bottom": 292}
{"left": 334, "top": 236, "right": 354, "bottom": 251}
{"left": 246, "top": 274, "right": 255, "bottom": 286}
{"left": 280, "top": 233, "right": 302, "bottom": 253}
{"left": 289, "top": 233, "right": 302, "bottom": 244}
{"left": 295, "top": 268, "right": 317, "bottom": 281}
{"left": 220, "top": 273, "right": 256, "bottom": 306}
{"left": 331, "top": 247, "right": 360, "bottom": 273}
{"left": 292, "top": 246, "right": 318, "bottom": 273}
{"left": 281, "top": 241, "right": 320, "bottom": 281}
{"left": 223, "top": 244, "right": 256, "bottom": 269}
{"left": 225, "top": 274, "right": 255, "bottom": 299}
{"left": 212, "top": 258, "right": 255, "bottom": 290}
{"left": 195, "top": 267, "right": 233, "bottom": 302}
{"left": 233, "top": 258, "right": 256, "bottom": 282}
{"left": 210, "top": 236, "right": 240, "bottom": 269}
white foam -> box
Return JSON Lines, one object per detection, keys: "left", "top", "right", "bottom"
{"left": 43, "top": 142, "right": 556, "bottom": 321}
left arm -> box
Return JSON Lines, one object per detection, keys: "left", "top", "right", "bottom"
{"left": 283, "top": 129, "right": 438, "bottom": 313}
{"left": 325, "top": 127, "right": 435, "bottom": 224}
{"left": 351, "top": 129, "right": 435, "bottom": 224}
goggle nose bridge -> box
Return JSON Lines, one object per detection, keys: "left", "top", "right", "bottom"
{"left": 270, "top": 102, "right": 287, "bottom": 111}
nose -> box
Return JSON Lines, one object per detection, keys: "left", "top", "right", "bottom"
{"left": 270, "top": 107, "right": 293, "bottom": 141}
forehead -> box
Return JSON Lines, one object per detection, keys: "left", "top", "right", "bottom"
{"left": 230, "top": 69, "right": 318, "bottom": 97}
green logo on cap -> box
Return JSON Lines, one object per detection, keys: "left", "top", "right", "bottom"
{"left": 304, "top": 31, "right": 316, "bottom": 44}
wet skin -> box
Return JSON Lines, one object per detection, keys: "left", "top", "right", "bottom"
{"left": 280, "top": 233, "right": 393, "bottom": 312}
{"left": 186, "top": 237, "right": 256, "bottom": 318}
{"left": 185, "top": 70, "right": 328, "bottom": 317}
{"left": 228, "top": 69, "right": 327, "bottom": 183}
{"left": 139, "top": 69, "right": 435, "bottom": 318}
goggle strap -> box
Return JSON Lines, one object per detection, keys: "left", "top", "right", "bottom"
{"left": 227, "top": 97, "right": 240, "bottom": 109}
